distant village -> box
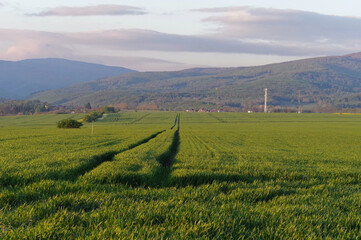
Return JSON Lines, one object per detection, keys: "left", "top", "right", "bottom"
{"left": 185, "top": 108, "right": 223, "bottom": 113}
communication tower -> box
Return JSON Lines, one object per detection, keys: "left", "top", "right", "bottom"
{"left": 298, "top": 89, "right": 303, "bottom": 114}
{"left": 264, "top": 88, "right": 268, "bottom": 113}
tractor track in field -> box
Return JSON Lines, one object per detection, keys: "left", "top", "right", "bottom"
{"left": 1, "top": 114, "right": 184, "bottom": 189}
{"left": 71, "top": 114, "right": 181, "bottom": 183}
{"left": 0, "top": 130, "right": 167, "bottom": 187}
{"left": 91, "top": 114, "right": 181, "bottom": 188}
{"left": 207, "top": 113, "right": 226, "bottom": 123}
{"left": 118, "top": 114, "right": 181, "bottom": 187}
{"left": 170, "top": 113, "right": 179, "bottom": 130}
{"left": 157, "top": 114, "right": 180, "bottom": 168}
{"left": 129, "top": 113, "right": 151, "bottom": 124}
{"left": 0, "top": 116, "right": 182, "bottom": 206}
{"left": 67, "top": 130, "right": 166, "bottom": 181}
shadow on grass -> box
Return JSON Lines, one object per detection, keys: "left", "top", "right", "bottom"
{"left": 167, "top": 173, "right": 270, "bottom": 187}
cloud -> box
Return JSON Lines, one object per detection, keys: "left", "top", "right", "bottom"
{"left": 0, "top": 24, "right": 360, "bottom": 71}
{"left": 197, "top": 7, "right": 361, "bottom": 43}
{"left": 0, "top": 29, "right": 75, "bottom": 60}
{"left": 2, "top": 6, "right": 361, "bottom": 71}
{"left": 64, "top": 29, "right": 342, "bottom": 56}
{"left": 74, "top": 55, "right": 201, "bottom": 72}
{"left": 28, "top": 5, "right": 146, "bottom": 17}
{"left": 0, "top": 28, "right": 355, "bottom": 59}
{"left": 193, "top": 6, "right": 361, "bottom": 57}
{"left": 0, "top": 29, "right": 204, "bottom": 71}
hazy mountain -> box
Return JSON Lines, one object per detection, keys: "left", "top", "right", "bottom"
{"left": 0, "top": 58, "right": 136, "bottom": 99}
{"left": 30, "top": 53, "right": 361, "bottom": 109}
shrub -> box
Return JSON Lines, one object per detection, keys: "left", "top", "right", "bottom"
{"left": 83, "top": 111, "right": 103, "bottom": 122}
{"left": 57, "top": 119, "right": 83, "bottom": 128}
{"left": 101, "top": 106, "right": 115, "bottom": 113}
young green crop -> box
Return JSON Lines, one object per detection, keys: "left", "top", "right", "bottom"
{"left": 1, "top": 112, "right": 361, "bottom": 239}
{"left": 0, "top": 113, "right": 169, "bottom": 187}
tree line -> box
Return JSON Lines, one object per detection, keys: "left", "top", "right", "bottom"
{"left": 0, "top": 100, "right": 51, "bottom": 116}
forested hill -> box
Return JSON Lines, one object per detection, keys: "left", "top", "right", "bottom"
{"left": 0, "top": 58, "right": 136, "bottom": 99}
{"left": 30, "top": 53, "right": 361, "bottom": 109}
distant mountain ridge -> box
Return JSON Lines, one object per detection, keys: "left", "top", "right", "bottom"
{"left": 0, "top": 58, "right": 136, "bottom": 99}
{"left": 29, "top": 53, "right": 361, "bottom": 110}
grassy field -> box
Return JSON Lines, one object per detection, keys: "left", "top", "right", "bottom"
{"left": 0, "top": 112, "right": 360, "bottom": 239}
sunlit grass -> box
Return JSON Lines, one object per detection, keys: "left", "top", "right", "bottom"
{"left": 0, "top": 112, "right": 360, "bottom": 239}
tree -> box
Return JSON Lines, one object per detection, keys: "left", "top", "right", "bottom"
{"left": 0, "top": 100, "right": 50, "bottom": 116}
{"left": 101, "top": 106, "right": 115, "bottom": 113}
{"left": 35, "top": 105, "right": 47, "bottom": 113}
{"left": 85, "top": 102, "right": 92, "bottom": 110}
{"left": 83, "top": 111, "right": 103, "bottom": 122}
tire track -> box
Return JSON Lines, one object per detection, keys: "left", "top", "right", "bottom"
{"left": 95, "top": 114, "right": 181, "bottom": 187}
{"left": 129, "top": 113, "right": 151, "bottom": 124}
{"left": 157, "top": 114, "right": 180, "bottom": 168}
{"left": 170, "top": 113, "right": 179, "bottom": 130}
{"left": 67, "top": 130, "right": 166, "bottom": 181}
{"left": 207, "top": 113, "right": 225, "bottom": 123}
{"left": 0, "top": 130, "right": 167, "bottom": 188}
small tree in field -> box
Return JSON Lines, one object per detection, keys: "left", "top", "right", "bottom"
{"left": 83, "top": 111, "right": 103, "bottom": 122}
{"left": 57, "top": 119, "right": 83, "bottom": 128}
{"left": 101, "top": 106, "right": 115, "bottom": 113}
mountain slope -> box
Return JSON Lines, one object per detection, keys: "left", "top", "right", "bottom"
{"left": 30, "top": 53, "right": 361, "bottom": 109}
{"left": 336, "top": 93, "right": 361, "bottom": 108}
{"left": 0, "top": 58, "right": 136, "bottom": 99}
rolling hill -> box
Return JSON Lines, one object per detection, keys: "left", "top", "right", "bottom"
{"left": 335, "top": 93, "right": 361, "bottom": 108}
{"left": 0, "top": 58, "right": 136, "bottom": 99}
{"left": 29, "top": 53, "right": 361, "bottom": 109}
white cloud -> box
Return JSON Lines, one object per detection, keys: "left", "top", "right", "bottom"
{"left": 28, "top": 5, "right": 146, "bottom": 17}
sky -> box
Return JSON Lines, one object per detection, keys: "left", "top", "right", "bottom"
{"left": 1, "top": 0, "right": 361, "bottom": 71}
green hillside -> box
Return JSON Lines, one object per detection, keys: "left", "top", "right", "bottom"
{"left": 30, "top": 53, "right": 361, "bottom": 110}
{"left": 335, "top": 93, "right": 361, "bottom": 108}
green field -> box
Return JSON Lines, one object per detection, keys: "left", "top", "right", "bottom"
{"left": 0, "top": 112, "right": 361, "bottom": 239}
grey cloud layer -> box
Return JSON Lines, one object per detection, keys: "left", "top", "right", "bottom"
{"left": 1, "top": 28, "right": 343, "bottom": 59}
{"left": 198, "top": 7, "right": 361, "bottom": 44}
{"left": 68, "top": 29, "right": 341, "bottom": 56}
{"left": 1, "top": 7, "right": 361, "bottom": 69}
{"left": 28, "top": 5, "right": 146, "bottom": 16}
